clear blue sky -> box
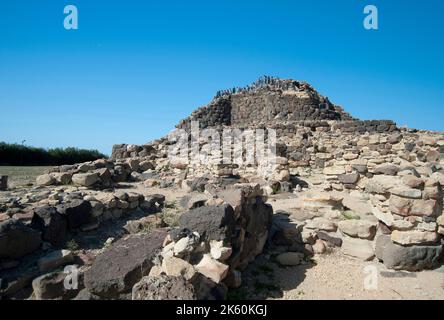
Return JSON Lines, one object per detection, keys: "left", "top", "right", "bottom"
{"left": 1, "top": 0, "right": 443, "bottom": 155}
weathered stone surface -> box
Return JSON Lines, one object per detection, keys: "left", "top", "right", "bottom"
{"left": 338, "top": 220, "right": 376, "bottom": 240}
{"left": 391, "top": 230, "right": 439, "bottom": 245}
{"left": 371, "top": 207, "right": 395, "bottom": 227}
{"left": 323, "top": 166, "right": 346, "bottom": 175}
{"left": 437, "top": 215, "right": 444, "bottom": 227}
{"left": 0, "top": 220, "right": 41, "bottom": 259}
{"left": 305, "top": 217, "right": 337, "bottom": 231}
{"left": 389, "top": 195, "right": 412, "bottom": 216}
{"left": 342, "top": 195, "right": 373, "bottom": 215}
{"left": 72, "top": 173, "right": 100, "bottom": 187}
{"left": 179, "top": 205, "right": 236, "bottom": 242}
{"left": 317, "top": 231, "right": 343, "bottom": 247}
{"left": 132, "top": 275, "right": 196, "bottom": 300}
{"left": 390, "top": 187, "right": 422, "bottom": 199}
{"left": 341, "top": 237, "right": 375, "bottom": 261}
{"left": 31, "top": 205, "right": 67, "bottom": 246}
{"left": 338, "top": 173, "right": 360, "bottom": 184}
{"left": 84, "top": 230, "right": 167, "bottom": 299}
{"left": 52, "top": 172, "right": 72, "bottom": 185}
{"left": 36, "top": 174, "right": 55, "bottom": 186}
{"left": 365, "top": 175, "right": 400, "bottom": 194}
{"left": 401, "top": 176, "right": 424, "bottom": 189}
{"left": 410, "top": 199, "right": 440, "bottom": 217}
{"left": 173, "top": 233, "right": 200, "bottom": 257}
{"left": 195, "top": 254, "right": 229, "bottom": 283}
{"left": 37, "top": 250, "right": 74, "bottom": 272}
{"left": 32, "top": 269, "right": 82, "bottom": 300}
{"left": 162, "top": 256, "right": 197, "bottom": 281}
{"left": 210, "top": 240, "right": 232, "bottom": 261}
{"left": 392, "top": 220, "right": 414, "bottom": 231}
{"left": 123, "top": 215, "right": 165, "bottom": 234}
{"left": 312, "top": 239, "right": 327, "bottom": 254}
{"left": 56, "top": 200, "right": 92, "bottom": 229}
{"left": 373, "top": 164, "right": 399, "bottom": 176}
{"left": 376, "top": 235, "right": 443, "bottom": 271}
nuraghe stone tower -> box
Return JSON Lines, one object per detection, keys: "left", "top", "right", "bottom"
{"left": 112, "top": 76, "right": 397, "bottom": 159}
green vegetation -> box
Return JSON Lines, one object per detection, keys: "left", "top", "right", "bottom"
{"left": 341, "top": 210, "right": 361, "bottom": 220}
{"left": 0, "top": 141, "right": 107, "bottom": 166}
{"left": 159, "top": 201, "right": 180, "bottom": 227}
{"left": 65, "top": 239, "right": 80, "bottom": 251}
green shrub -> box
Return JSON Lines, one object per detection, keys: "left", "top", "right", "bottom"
{"left": 0, "top": 141, "right": 107, "bottom": 165}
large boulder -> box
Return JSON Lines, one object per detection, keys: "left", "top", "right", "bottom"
{"left": 0, "top": 220, "right": 41, "bottom": 259}
{"left": 32, "top": 269, "right": 83, "bottom": 300}
{"left": 36, "top": 174, "right": 55, "bottom": 186}
{"left": 72, "top": 173, "right": 100, "bottom": 187}
{"left": 56, "top": 200, "right": 92, "bottom": 230}
{"left": 375, "top": 235, "right": 443, "bottom": 271}
{"left": 132, "top": 275, "right": 196, "bottom": 300}
{"left": 179, "top": 204, "right": 236, "bottom": 242}
{"left": 84, "top": 229, "right": 167, "bottom": 299}
{"left": 31, "top": 205, "right": 67, "bottom": 246}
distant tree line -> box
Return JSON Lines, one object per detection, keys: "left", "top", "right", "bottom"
{"left": 0, "top": 142, "right": 107, "bottom": 166}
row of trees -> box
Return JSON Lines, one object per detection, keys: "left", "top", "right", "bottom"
{"left": 0, "top": 142, "right": 107, "bottom": 166}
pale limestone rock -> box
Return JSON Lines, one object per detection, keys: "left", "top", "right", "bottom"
{"left": 323, "top": 166, "right": 346, "bottom": 175}
{"left": 209, "top": 240, "right": 232, "bottom": 261}
{"left": 195, "top": 254, "right": 228, "bottom": 283}
{"left": 162, "top": 256, "right": 196, "bottom": 280}
{"left": 341, "top": 237, "right": 375, "bottom": 261}
{"left": 391, "top": 230, "right": 439, "bottom": 245}
{"left": 36, "top": 174, "right": 55, "bottom": 186}
{"left": 304, "top": 217, "right": 337, "bottom": 232}
{"left": 338, "top": 220, "right": 376, "bottom": 240}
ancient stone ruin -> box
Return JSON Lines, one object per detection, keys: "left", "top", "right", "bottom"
{"left": 0, "top": 76, "right": 443, "bottom": 300}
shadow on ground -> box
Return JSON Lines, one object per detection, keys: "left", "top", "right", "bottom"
{"left": 228, "top": 253, "right": 316, "bottom": 300}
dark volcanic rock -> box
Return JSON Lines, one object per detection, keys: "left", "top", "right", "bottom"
{"left": 57, "top": 200, "right": 92, "bottom": 230}
{"left": 179, "top": 204, "right": 236, "bottom": 242}
{"left": 317, "top": 231, "right": 343, "bottom": 247}
{"left": 84, "top": 229, "right": 167, "bottom": 299}
{"left": 31, "top": 206, "right": 67, "bottom": 246}
{"left": 375, "top": 235, "right": 443, "bottom": 271}
{"left": 0, "top": 220, "right": 41, "bottom": 259}
{"left": 234, "top": 197, "right": 273, "bottom": 266}
{"left": 132, "top": 275, "right": 196, "bottom": 300}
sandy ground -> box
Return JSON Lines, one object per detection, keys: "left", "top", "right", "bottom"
{"left": 235, "top": 250, "right": 444, "bottom": 300}
{"left": 276, "top": 251, "right": 444, "bottom": 300}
